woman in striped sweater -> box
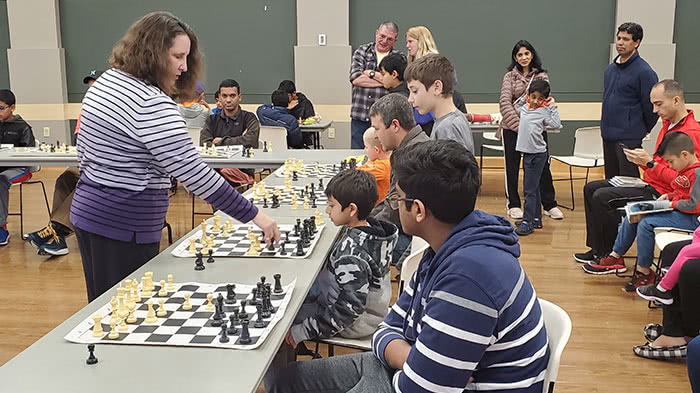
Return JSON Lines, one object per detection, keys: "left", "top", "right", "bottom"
{"left": 71, "top": 12, "right": 280, "bottom": 302}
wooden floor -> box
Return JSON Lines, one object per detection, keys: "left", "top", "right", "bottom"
{"left": 0, "top": 165, "right": 692, "bottom": 392}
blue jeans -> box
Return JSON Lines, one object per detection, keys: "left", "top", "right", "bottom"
{"left": 689, "top": 336, "right": 700, "bottom": 392}
{"left": 351, "top": 119, "right": 370, "bottom": 149}
{"left": 612, "top": 210, "right": 700, "bottom": 268}
{"left": 522, "top": 152, "right": 548, "bottom": 226}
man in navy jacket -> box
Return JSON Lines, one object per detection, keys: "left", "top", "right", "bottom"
{"left": 256, "top": 90, "right": 304, "bottom": 149}
{"left": 601, "top": 22, "right": 658, "bottom": 179}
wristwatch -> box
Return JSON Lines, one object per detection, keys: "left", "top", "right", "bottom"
{"left": 369, "top": 71, "right": 376, "bottom": 79}
{"left": 646, "top": 160, "right": 656, "bottom": 169}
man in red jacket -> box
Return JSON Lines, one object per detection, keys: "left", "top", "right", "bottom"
{"left": 575, "top": 80, "right": 700, "bottom": 288}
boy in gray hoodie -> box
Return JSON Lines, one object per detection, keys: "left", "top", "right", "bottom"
{"left": 514, "top": 79, "right": 561, "bottom": 236}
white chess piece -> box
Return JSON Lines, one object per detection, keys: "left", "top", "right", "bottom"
{"left": 167, "top": 274, "right": 175, "bottom": 291}
{"left": 119, "top": 318, "right": 128, "bottom": 332}
{"left": 92, "top": 315, "right": 104, "bottom": 337}
{"left": 183, "top": 293, "right": 192, "bottom": 310}
{"left": 158, "top": 280, "right": 167, "bottom": 297}
{"left": 127, "top": 304, "right": 137, "bottom": 323}
{"left": 157, "top": 299, "right": 167, "bottom": 317}
{"left": 108, "top": 321, "right": 119, "bottom": 339}
{"left": 144, "top": 301, "right": 158, "bottom": 323}
{"left": 206, "top": 294, "right": 214, "bottom": 311}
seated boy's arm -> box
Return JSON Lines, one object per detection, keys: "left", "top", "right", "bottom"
{"left": 671, "top": 170, "right": 700, "bottom": 214}
{"left": 290, "top": 255, "right": 371, "bottom": 343}
{"left": 392, "top": 274, "right": 497, "bottom": 393}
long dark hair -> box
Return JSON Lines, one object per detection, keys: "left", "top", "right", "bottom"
{"left": 507, "top": 40, "right": 546, "bottom": 74}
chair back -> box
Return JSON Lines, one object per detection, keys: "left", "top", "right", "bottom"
{"left": 539, "top": 298, "right": 572, "bottom": 393}
{"left": 399, "top": 237, "right": 429, "bottom": 290}
{"left": 187, "top": 127, "right": 201, "bottom": 146}
{"left": 259, "top": 126, "right": 288, "bottom": 152}
{"left": 573, "top": 127, "right": 604, "bottom": 160}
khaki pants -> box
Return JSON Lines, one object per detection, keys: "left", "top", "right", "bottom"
{"left": 51, "top": 167, "right": 80, "bottom": 232}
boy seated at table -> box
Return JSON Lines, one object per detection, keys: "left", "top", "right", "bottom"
{"left": 358, "top": 127, "right": 391, "bottom": 205}
{"left": 264, "top": 169, "right": 398, "bottom": 386}
{"left": 256, "top": 90, "right": 305, "bottom": 149}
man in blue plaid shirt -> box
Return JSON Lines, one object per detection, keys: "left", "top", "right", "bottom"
{"left": 349, "top": 21, "right": 398, "bottom": 149}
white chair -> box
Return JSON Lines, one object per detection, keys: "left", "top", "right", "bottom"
{"left": 312, "top": 334, "right": 373, "bottom": 357}
{"left": 399, "top": 236, "right": 429, "bottom": 293}
{"left": 646, "top": 227, "right": 695, "bottom": 308}
{"left": 550, "top": 127, "right": 605, "bottom": 210}
{"left": 187, "top": 127, "right": 201, "bottom": 146}
{"left": 259, "top": 126, "right": 288, "bottom": 152}
{"left": 539, "top": 298, "right": 572, "bottom": 393}
{"left": 479, "top": 132, "right": 505, "bottom": 186}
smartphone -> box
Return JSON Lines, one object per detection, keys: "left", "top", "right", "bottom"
{"left": 618, "top": 143, "right": 631, "bottom": 150}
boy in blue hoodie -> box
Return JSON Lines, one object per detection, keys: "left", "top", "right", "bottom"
{"left": 256, "top": 90, "right": 304, "bottom": 148}
{"left": 266, "top": 140, "right": 549, "bottom": 393}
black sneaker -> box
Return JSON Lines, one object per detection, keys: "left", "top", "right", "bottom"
{"left": 23, "top": 225, "right": 55, "bottom": 249}
{"left": 636, "top": 285, "right": 673, "bottom": 305}
{"left": 574, "top": 249, "right": 598, "bottom": 264}
{"left": 515, "top": 219, "right": 543, "bottom": 229}
{"left": 515, "top": 222, "right": 535, "bottom": 236}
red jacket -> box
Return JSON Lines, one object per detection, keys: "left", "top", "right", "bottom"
{"left": 669, "top": 162, "right": 700, "bottom": 214}
{"left": 642, "top": 110, "right": 700, "bottom": 194}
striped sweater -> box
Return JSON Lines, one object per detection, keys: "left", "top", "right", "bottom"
{"left": 70, "top": 68, "right": 258, "bottom": 243}
{"left": 372, "top": 210, "right": 549, "bottom": 392}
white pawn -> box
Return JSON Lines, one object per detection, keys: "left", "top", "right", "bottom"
{"left": 119, "top": 318, "right": 128, "bottom": 332}
{"left": 157, "top": 299, "right": 167, "bottom": 317}
{"left": 205, "top": 293, "right": 214, "bottom": 311}
{"left": 108, "top": 321, "right": 119, "bottom": 339}
{"left": 158, "top": 280, "right": 167, "bottom": 297}
{"left": 167, "top": 274, "right": 175, "bottom": 292}
{"left": 144, "top": 301, "right": 157, "bottom": 323}
{"left": 92, "top": 315, "right": 104, "bottom": 337}
{"left": 183, "top": 293, "right": 192, "bottom": 311}
{"left": 127, "top": 304, "right": 137, "bottom": 323}
{"left": 189, "top": 237, "right": 197, "bottom": 254}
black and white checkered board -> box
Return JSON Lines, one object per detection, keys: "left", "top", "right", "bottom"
{"left": 195, "top": 145, "right": 242, "bottom": 159}
{"left": 247, "top": 185, "right": 328, "bottom": 207}
{"left": 65, "top": 281, "right": 295, "bottom": 350}
{"left": 274, "top": 163, "right": 343, "bottom": 179}
{"left": 171, "top": 224, "right": 325, "bottom": 258}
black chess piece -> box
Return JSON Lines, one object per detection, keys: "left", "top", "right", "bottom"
{"left": 86, "top": 344, "right": 98, "bottom": 365}
{"left": 311, "top": 198, "right": 317, "bottom": 208}
{"left": 249, "top": 288, "right": 258, "bottom": 306}
{"left": 254, "top": 305, "right": 265, "bottom": 328}
{"left": 267, "top": 241, "right": 275, "bottom": 251}
{"left": 260, "top": 276, "right": 266, "bottom": 286}
{"left": 217, "top": 293, "right": 225, "bottom": 310}
{"left": 226, "top": 284, "right": 236, "bottom": 304}
{"left": 239, "top": 320, "right": 252, "bottom": 344}
{"left": 285, "top": 231, "right": 290, "bottom": 242}
{"left": 274, "top": 274, "right": 283, "bottom": 294}
{"left": 231, "top": 306, "right": 241, "bottom": 326}
{"left": 295, "top": 239, "right": 305, "bottom": 256}
{"left": 219, "top": 321, "right": 230, "bottom": 343}
{"left": 279, "top": 241, "right": 287, "bottom": 255}
{"left": 295, "top": 219, "right": 301, "bottom": 236}
{"left": 292, "top": 171, "right": 298, "bottom": 181}
{"left": 194, "top": 252, "right": 205, "bottom": 271}
{"left": 319, "top": 178, "right": 324, "bottom": 189}
{"left": 263, "top": 141, "right": 269, "bottom": 153}
{"left": 310, "top": 182, "right": 315, "bottom": 192}
{"left": 239, "top": 300, "right": 249, "bottom": 319}
{"left": 211, "top": 299, "right": 223, "bottom": 327}
{"left": 207, "top": 249, "right": 215, "bottom": 264}
{"left": 271, "top": 195, "right": 280, "bottom": 209}
{"left": 227, "top": 314, "right": 239, "bottom": 335}
{"left": 263, "top": 198, "right": 268, "bottom": 208}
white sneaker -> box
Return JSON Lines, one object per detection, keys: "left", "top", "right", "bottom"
{"left": 507, "top": 207, "right": 523, "bottom": 219}
{"left": 544, "top": 207, "right": 564, "bottom": 220}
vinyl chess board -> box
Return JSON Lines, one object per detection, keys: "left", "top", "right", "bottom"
{"left": 195, "top": 145, "right": 242, "bottom": 158}
{"left": 171, "top": 222, "right": 325, "bottom": 258}
{"left": 274, "top": 163, "right": 343, "bottom": 179}
{"left": 65, "top": 280, "right": 295, "bottom": 350}
{"left": 246, "top": 184, "right": 328, "bottom": 207}
{"left": 9, "top": 145, "right": 76, "bottom": 156}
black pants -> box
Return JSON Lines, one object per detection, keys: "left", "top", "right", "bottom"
{"left": 75, "top": 227, "right": 160, "bottom": 302}
{"left": 602, "top": 140, "right": 642, "bottom": 179}
{"left": 583, "top": 180, "right": 659, "bottom": 255}
{"left": 502, "top": 129, "right": 557, "bottom": 210}
{"left": 657, "top": 241, "right": 700, "bottom": 338}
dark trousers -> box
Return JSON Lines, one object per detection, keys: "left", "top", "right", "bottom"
{"left": 75, "top": 227, "right": 159, "bottom": 302}
{"left": 689, "top": 336, "right": 700, "bottom": 392}
{"left": 662, "top": 255, "right": 700, "bottom": 338}
{"left": 583, "top": 180, "right": 658, "bottom": 255}
{"left": 522, "top": 152, "right": 548, "bottom": 224}
{"left": 502, "top": 129, "right": 557, "bottom": 210}
{"left": 602, "top": 140, "right": 642, "bottom": 179}
{"left": 351, "top": 119, "right": 370, "bottom": 149}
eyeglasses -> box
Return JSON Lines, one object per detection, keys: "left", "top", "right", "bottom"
{"left": 388, "top": 193, "right": 415, "bottom": 210}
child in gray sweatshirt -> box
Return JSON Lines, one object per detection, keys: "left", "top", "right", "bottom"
{"left": 514, "top": 79, "right": 561, "bottom": 236}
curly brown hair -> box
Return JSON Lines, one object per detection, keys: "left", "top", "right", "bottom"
{"left": 109, "top": 11, "right": 203, "bottom": 98}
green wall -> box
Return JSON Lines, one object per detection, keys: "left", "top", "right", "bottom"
{"left": 350, "top": 0, "right": 616, "bottom": 103}
{"left": 59, "top": 0, "right": 296, "bottom": 103}
{"left": 674, "top": 0, "right": 700, "bottom": 102}
{"left": 0, "top": 1, "right": 9, "bottom": 89}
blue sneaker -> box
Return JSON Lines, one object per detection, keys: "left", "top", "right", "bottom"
{"left": 38, "top": 232, "right": 69, "bottom": 256}
{"left": 0, "top": 227, "right": 9, "bottom": 246}
{"left": 515, "top": 221, "right": 535, "bottom": 236}
{"left": 23, "top": 225, "right": 55, "bottom": 249}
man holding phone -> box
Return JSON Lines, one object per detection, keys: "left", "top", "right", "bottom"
{"left": 576, "top": 80, "right": 700, "bottom": 289}
{"left": 601, "top": 22, "right": 658, "bottom": 179}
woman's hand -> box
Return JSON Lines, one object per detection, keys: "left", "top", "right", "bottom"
{"left": 252, "top": 211, "right": 281, "bottom": 244}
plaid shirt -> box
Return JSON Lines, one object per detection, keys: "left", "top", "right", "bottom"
{"left": 349, "top": 42, "right": 396, "bottom": 121}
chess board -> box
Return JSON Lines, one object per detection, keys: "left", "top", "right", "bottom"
{"left": 9, "top": 145, "right": 77, "bottom": 157}
{"left": 64, "top": 280, "right": 295, "bottom": 350}
{"left": 195, "top": 145, "right": 242, "bottom": 159}
{"left": 246, "top": 185, "right": 328, "bottom": 207}
{"left": 274, "top": 163, "right": 343, "bottom": 179}
{"left": 171, "top": 223, "right": 325, "bottom": 258}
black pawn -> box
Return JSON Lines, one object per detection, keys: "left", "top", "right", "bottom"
{"left": 231, "top": 306, "right": 241, "bottom": 325}
{"left": 217, "top": 294, "right": 225, "bottom": 311}
{"left": 249, "top": 288, "right": 258, "bottom": 306}
{"left": 296, "top": 239, "right": 305, "bottom": 256}
{"left": 86, "top": 344, "right": 98, "bottom": 365}
{"left": 267, "top": 241, "right": 275, "bottom": 251}
{"left": 239, "top": 320, "right": 252, "bottom": 344}
{"left": 207, "top": 249, "right": 215, "bottom": 264}
{"left": 194, "top": 252, "right": 205, "bottom": 271}
{"left": 279, "top": 241, "right": 287, "bottom": 255}
{"left": 311, "top": 198, "right": 317, "bottom": 208}
{"left": 219, "top": 321, "right": 230, "bottom": 343}
{"left": 319, "top": 178, "right": 324, "bottom": 189}
{"left": 260, "top": 276, "right": 266, "bottom": 286}
{"left": 227, "top": 315, "right": 239, "bottom": 335}
{"left": 254, "top": 305, "right": 265, "bottom": 328}
{"left": 273, "top": 274, "right": 283, "bottom": 294}
{"left": 226, "top": 284, "right": 236, "bottom": 304}
{"left": 292, "top": 171, "right": 298, "bottom": 181}
{"left": 239, "top": 300, "right": 249, "bottom": 319}
{"left": 263, "top": 141, "right": 269, "bottom": 152}
{"left": 263, "top": 198, "right": 268, "bottom": 208}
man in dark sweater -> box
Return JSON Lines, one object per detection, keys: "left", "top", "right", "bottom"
{"left": 0, "top": 89, "right": 36, "bottom": 245}
{"left": 601, "top": 22, "right": 658, "bottom": 178}
{"left": 200, "top": 79, "right": 259, "bottom": 148}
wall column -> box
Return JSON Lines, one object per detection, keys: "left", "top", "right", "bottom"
{"left": 6, "top": 0, "right": 69, "bottom": 144}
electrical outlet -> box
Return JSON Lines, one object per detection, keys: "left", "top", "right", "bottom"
{"left": 43, "top": 127, "right": 50, "bottom": 137}
{"left": 318, "top": 33, "right": 327, "bottom": 46}
{"left": 328, "top": 128, "right": 335, "bottom": 139}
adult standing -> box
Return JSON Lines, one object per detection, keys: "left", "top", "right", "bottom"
{"left": 349, "top": 21, "right": 398, "bottom": 149}
{"left": 601, "top": 22, "right": 658, "bottom": 179}
{"left": 71, "top": 12, "right": 279, "bottom": 302}
{"left": 499, "top": 40, "right": 562, "bottom": 220}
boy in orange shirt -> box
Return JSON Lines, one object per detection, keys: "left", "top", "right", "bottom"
{"left": 358, "top": 127, "right": 391, "bottom": 205}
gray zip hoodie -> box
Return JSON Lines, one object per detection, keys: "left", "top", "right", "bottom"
{"left": 514, "top": 96, "right": 561, "bottom": 154}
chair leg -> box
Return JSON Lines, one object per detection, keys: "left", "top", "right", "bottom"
{"left": 479, "top": 144, "right": 484, "bottom": 187}
{"left": 191, "top": 193, "right": 195, "bottom": 229}
{"left": 328, "top": 343, "right": 334, "bottom": 357}
{"left": 19, "top": 183, "right": 24, "bottom": 235}
{"left": 569, "top": 166, "right": 575, "bottom": 210}
{"left": 164, "top": 221, "right": 173, "bottom": 244}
